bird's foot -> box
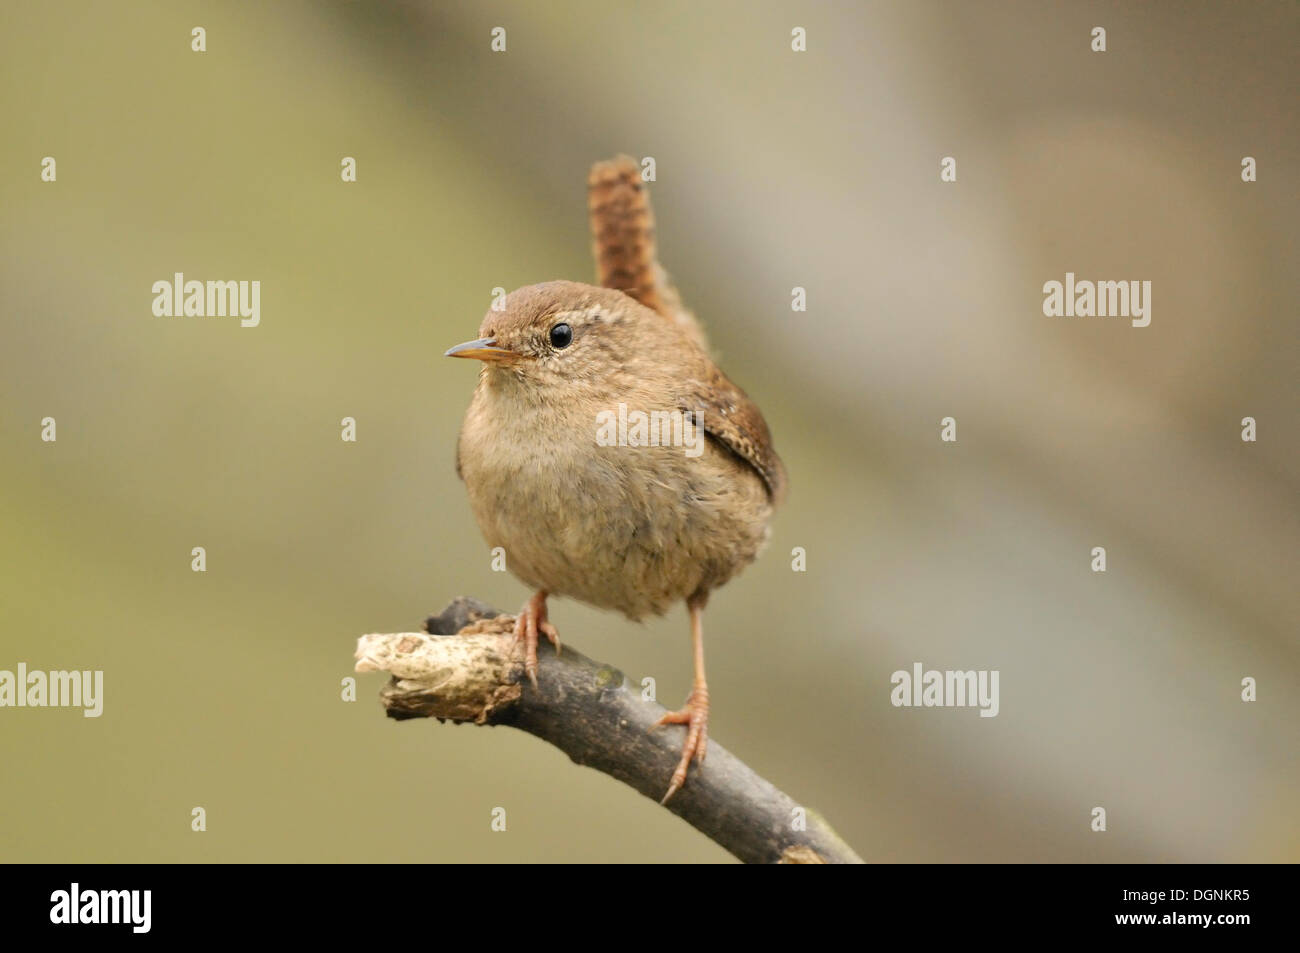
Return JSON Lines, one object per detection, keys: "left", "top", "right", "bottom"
{"left": 652, "top": 684, "right": 709, "bottom": 804}
{"left": 511, "top": 590, "right": 561, "bottom": 688}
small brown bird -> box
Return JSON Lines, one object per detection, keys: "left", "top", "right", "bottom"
{"left": 447, "top": 158, "right": 785, "bottom": 801}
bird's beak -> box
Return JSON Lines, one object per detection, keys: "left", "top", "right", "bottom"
{"left": 444, "top": 337, "right": 517, "bottom": 363}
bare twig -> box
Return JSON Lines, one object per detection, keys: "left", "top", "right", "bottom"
{"left": 355, "top": 597, "right": 864, "bottom": 864}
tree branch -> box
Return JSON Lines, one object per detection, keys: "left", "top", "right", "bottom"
{"left": 354, "top": 597, "right": 863, "bottom": 864}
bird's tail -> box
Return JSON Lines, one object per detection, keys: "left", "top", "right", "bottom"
{"left": 587, "top": 155, "right": 708, "bottom": 350}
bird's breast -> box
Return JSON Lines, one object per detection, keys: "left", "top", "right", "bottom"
{"left": 457, "top": 384, "right": 771, "bottom": 619}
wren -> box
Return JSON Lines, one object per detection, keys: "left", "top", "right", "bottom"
{"left": 447, "top": 158, "right": 785, "bottom": 802}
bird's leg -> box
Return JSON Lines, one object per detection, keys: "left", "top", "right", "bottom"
{"left": 653, "top": 596, "right": 710, "bottom": 804}
{"left": 512, "top": 589, "right": 561, "bottom": 687}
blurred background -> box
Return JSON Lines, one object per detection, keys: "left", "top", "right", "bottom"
{"left": 1, "top": 1, "right": 1295, "bottom": 862}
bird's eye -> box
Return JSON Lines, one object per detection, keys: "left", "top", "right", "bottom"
{"left": 548, "top": 323, "right": 573, "bottom": 349}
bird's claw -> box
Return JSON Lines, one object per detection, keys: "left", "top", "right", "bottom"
{"left": 652, "top": 685, "right": 710, "bottom": 804}
{"left": 511, "top": 592, "right": 560, "bottom": 687}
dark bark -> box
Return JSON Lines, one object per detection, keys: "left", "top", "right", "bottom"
{"left": 354, "top": 597, "right": 863, "bottom": 864}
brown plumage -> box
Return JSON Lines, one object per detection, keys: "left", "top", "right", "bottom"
{"left": 587, "top": 155, "right": 708, "bottom": 351}
{"left": 447, "top": 160, "right": 785, "bottom": 802}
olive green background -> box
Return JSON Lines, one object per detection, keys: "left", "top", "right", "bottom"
{"left": 1, "top": 1, "right": 1296, "bottom": 862}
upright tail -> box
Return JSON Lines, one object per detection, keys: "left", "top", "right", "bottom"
{"left": 587, "top": 156, "right": 708, "bottom": 350}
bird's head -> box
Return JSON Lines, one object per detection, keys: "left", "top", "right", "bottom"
{"left": 445, "top": 280, "right": 682, "bottom": 394}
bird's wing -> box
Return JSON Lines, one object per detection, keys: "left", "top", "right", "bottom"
{"left": 590, "top": 154, "right": 785, "bottom": 505}
{"left": 679, "top": 363, "right": 787, "bottom": 505}
{"left": 588, "top": 156, "right": 709, "bottom": 351}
